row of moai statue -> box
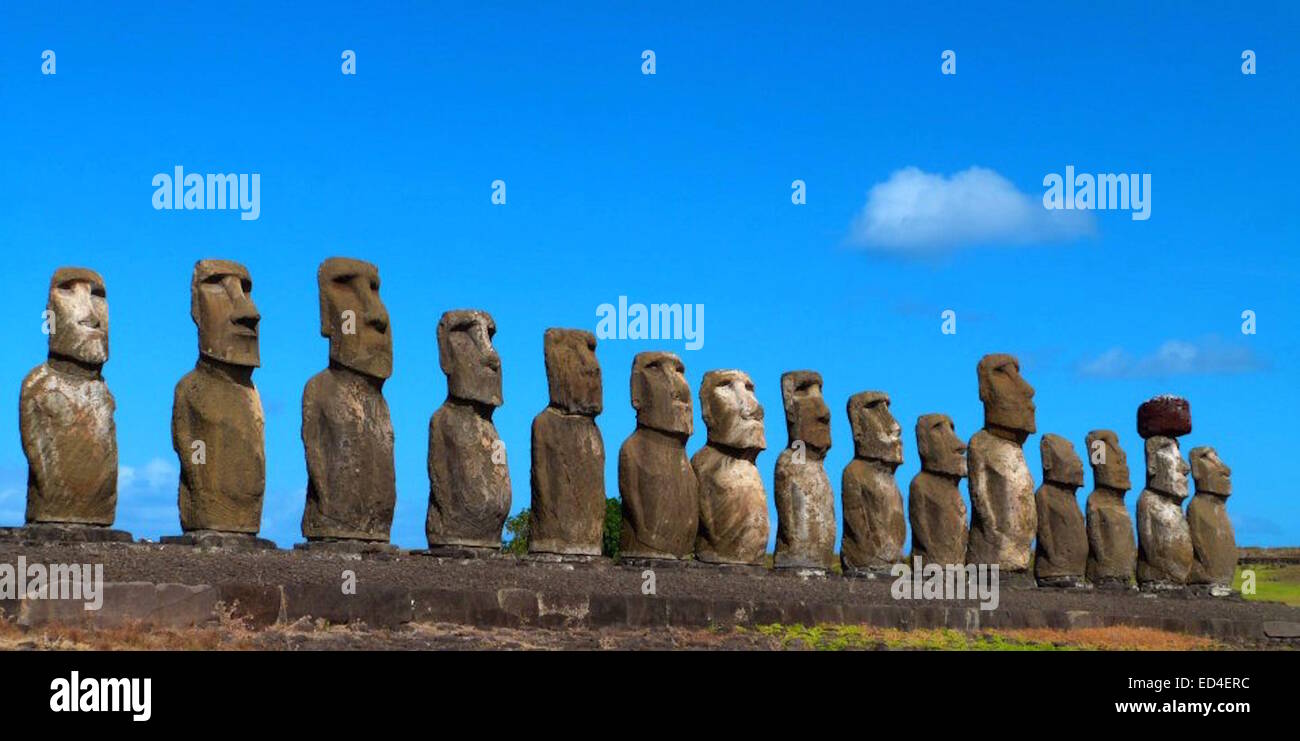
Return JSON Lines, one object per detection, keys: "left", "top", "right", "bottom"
{"left": 12, "top": 260, "right": 1238, "bottom": 593}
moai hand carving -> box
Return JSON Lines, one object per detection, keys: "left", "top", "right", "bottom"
{"left": 840, "top": 391, "right": 905, "bottom": 575}
{"left": 966, "top": 353, "right": 1037, "bottom": 572}
{"left": 1187, "top": 446, "right": 1236, "bottom": 593}
{"left": 300, "top": 258, "right": 396, "bottom": 542}
{"left": 692, "top": 369, "right": 768, "bottom": 565}
{"left": 908, "top": 414, "right": 968, "bottom": 566}
{"left": 1084, "top": 429, "right": 1136, "bottom": 588}
{"left": 428, "top": 309, "right": 512, "bottom": 549}
{"left": 773, "top": 370, "right": 835, "bottom": 570}
{"left": 171, "top": 260, "right": 265, "bottom": 535}
{"left": 1136, "top": 395, "right": 1194, "bottom": 590}
{"left": 619, "top": 352, "right": 698, "bottom": 560}
{"left": 529, "top": 329, "right": 605, "bottom": 556}
{"left": 1033, "top": 434, "right": 1087, "bottom": 587}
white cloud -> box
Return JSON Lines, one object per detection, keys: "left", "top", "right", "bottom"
{"left": 849, "top": 166, "right": 1093, "bottom": 252}
{"left": 1079, "top": 337, "right": 1267, "bottom": 378}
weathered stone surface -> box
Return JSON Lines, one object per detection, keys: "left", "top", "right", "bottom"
{"left": 619, "top": 352, "right": 698, "bottom": 559}
{"left": 1034, "top": 434, "right": 1087, "bottom": 584}
{"left": 1136, "top": 435, "right": 1193, "bottom": 588}
{"left": 0, "top": 523, "right": 132, "bottom": 543}
{"left": 529, "top": 328, "right": 604, "bottom": 556}
{"left": 159, "top": 530, "right": 276, "bottom": 550}
{"left": 773, "top": 371, "right": 835, "bottom": 570}
{"left": 1188, "top": 446, "right": 1236, "bottom": 587}
{"left": 1137, "top": 395, "right": 1192, "bottom": 439}
{"left": 1084, "top": 429, "right": 1135, "bottom": 586}
{"left": 21, "top": 267, "right": 118, "bottom": 526}
{"left": 301, "top": 258, "right": 395, "bottom": 542}
{"left": 173, "top": 260, "right": 265, "bottom": 534}
{"left": 908, "top": 414, "right": 968, "bottom": 565}
{"left": 841, "top": 391, "right": 905, "bottom": 573}
{"left": 693, "top": 369, "right": 768, "bottom": 565}
{"left": 966, "top": 354, "right": 1036, "bottom": 572}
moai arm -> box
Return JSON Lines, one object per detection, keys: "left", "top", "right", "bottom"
{"left": 18, "top": 377, "right": 51, "bottom": 498}
{"left": 171, "top": 381, "right": 196, "bottom": 495}
{"left": 618, "top": 439, "right": 642, "bottom": 543}
{"left": 301, "top": 381, "right": 329, "bottom": 496}
{"left": 907, "top": 477, "right": 933, "bottom": 559}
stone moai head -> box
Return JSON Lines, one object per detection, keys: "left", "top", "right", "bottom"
{"left": 318, "top": 258, "right": 391, "bottom": 380}
{"left": 916, "top": 413, "right": 967, "bottom": 478}
{"left": 1085, "top": 429, "right": 1131, "bottom": 491}
{"left": 543, "top": 328, "right": 600, "bottom": 415}
{"left": 631, "top": 351, "right": 692, "bottom": 436}
{"left": 1190, "top": 446, "right": 1231, "bottom": 497}
{"left": 700, "top": 369, "right": 765, "bottom": 451}
{"left": 977, "top": 353, "right": 1035, "bottom": 439}
{"left": 847, "top": 391, "right": 902, "bottom": 464}
{"left": 1040, "top": 433, "right": 1084, "bottom": 487}
{"left": 438, "top": 309, "right": 503, "bottom": 407}
{"left": 1145, "top": 435, "right": 1191, "bottom": 500}
{"left": 781, "top": 371, "right": 831, "bottom": 455}
{"left": 47, "top": 267, "right": 109, "bottom": 366}
{"left": 192, "top": 259, "right": 259, "bottom": 367}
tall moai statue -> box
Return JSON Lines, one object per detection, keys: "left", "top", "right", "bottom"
{"left": 529, "top": 328, "right": 604, "bottom": 556}
{"left": 18, "top": 267, "right": 129, "bottom": 541}
{"left": 773, "top": 370, "right": 835, "bottom": 571}
{"left": 840, "top": 391, "right": 905, "bottom": 575}
{"left": 693, "top": 369, "right": 769, "bottom": 566}
{"left": 909, "top": 414, "right": 968, "bottom": 565}
{"left": 1135, "top": 395, "right": 1194, "bottom": 590}
{"left": 1084, "top": 429, "right": 1136, "bottom": 588}
{"left": 1187, "top": 446, "right": 1236, "bottom": 595}
{"left": 428, "top": 310, "right": 511, "bottom": 550}
{"left": 170, "top": 260, "right": 267, "bottom": 543}
{"left": 619, "top": 352, "right": 698, "bottom": 561}
{"left": 966, "top": 353, "right": 1037, "bottom": 574}
{"left": 300, "top": 258, "right": 396, "bottom": 543}
{"left": 1033, "top": 434, "right": 1088, "bottom": 588}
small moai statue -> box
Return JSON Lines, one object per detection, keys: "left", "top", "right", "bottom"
{"left": 427, "top": 309, "right": 512, "bottom": 550}
{"left": 1084, "top": 429, "right": 1137, "bottom": 589}
{"left": 840, "top": 391, "right": 905, "bottom": 576}
{"left": 966, "top": 353, "right": 1037, "bottom": 575}
{"left": 528, "top": 328, "right": 604, "bottom": 557}
{"left": 1033, "top": 434, "right": 1088, "bottom": 588}
{"left": 1135, "top": 395, "right": 1194, "bottom": 591}
{"left": 1187, "top": 446, "right": 1236, "bottom": 596}
{"left": 169, "top": 260, "right": 268, "bottom": 545}
{"left": 300, "top": 258, "right": 396, "bottom": 544}
{"left": 692, "top": 369, "right": 769, "bottom": 566}
{"left": 619, "top": 352, "right": 698, "bottom": 561}
{"left": 773, "top": 370, "right": 836, "bottom": 571}
{"left": 908, "top": 414, "right": 968, "bottom": 566}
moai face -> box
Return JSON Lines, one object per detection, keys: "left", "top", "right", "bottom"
{"left": 631, "top": 351, "right": 692, "bottom": 435}
{"left": 1145, "top": 435, "right": 1191, "bottom": 499}
{"left": 543, "top": 328, "right": 600, "bottom": 415}
{"left": 1190, "top": 446, "right": 1232, "bottom": 497}
{"left": 192, "top": 260, "right": 260, "bottom": 367}
{"left": 700, "top": 369, "right": 765, "bottom": 451}
{"left": 781, "top": 371, "right": 831, "bottom": 455}
{"left": 1086, "top": 429, "right": 1131, "bottom": 491}
{"left": 318, "top": 258, "right": 391, "bottom": 379}
{"left": 977, "top": 353, "right": 1035, "bottom": 437}
{"left": 847, "top": 391, "right": 902, "bottom": 464}
{"left": 916, "top": 413, "right": 967, "bottom": 478}
{"left": 47, "top": 267, "right": 109, "bottom": 366}
{"left": 1041, "top": 433, "right": 1084, "bottom": 487}
{"left": 438, "top": 310, "right": 503, "bottom": 407}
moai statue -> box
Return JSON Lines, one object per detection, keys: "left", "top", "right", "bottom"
{"left": 1136, "top": 395, "right": 1194, "bottom": 590}
{"left": 909, "top": 414, "right": 968, "bottom": 566}
{"left": 619, "top": 352, "right": 698, "bottom": 560}
{"left": 692, "top": 369, "right": 768, "bottom": 566}
{"left": 18, "top": 267, "right": 128, "bottom": 541}
{"left": 966, "top": 353, "right": 1037, "bottom": 575}
{"left": 1033, "top": 434, "right": 1088, "bottom": 588}
{"left": 168, "top": 260, "right": 267, "bottom": 544}
{"left": 773, "top": 371, "right": 835, "bottom": 571}
{"left": 428, "top": 309, "right": 511, "bottom": 550}
{"left": 1084, "top": 429, "right": 1136, "bottom": 589}
{"left": 300, "top": 258, "right": 396, "bottom": 544}
{"left": 529, "top": 328, "right": 604, "bottom": 556}
{"left": 1187, "top": 446, "right": 1236, "bottom": 595}
{"left": 840, "top": 391, "right": 905, "bottom": 575}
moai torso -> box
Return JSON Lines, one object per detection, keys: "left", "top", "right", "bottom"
{"left": 1136, "top": 431, "right": 1193, "bottom": 587}
{"left": 908, "top": 413, "right": 968, "bottom": 566}
{"left": 773, "top": 371, "right": 835, "bottom": 570}
{"left": 1084, "top": 429, "right": 1135, "bottom": 585}
{"left": 840, "top": 391, "right": 905, "bottom": 572}
{"left": 1033, "top": 434, "right": 1087, "bottom": 583}
{"left": 1187, "top": 446, "right": 1236, "bottom": 587}
{"left": 693, "top": 369, "right": 768, "bottom": 565}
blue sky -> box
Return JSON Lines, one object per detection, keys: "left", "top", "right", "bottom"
{"left": 1, "top": 1, "right": 1296, "bottom": 548}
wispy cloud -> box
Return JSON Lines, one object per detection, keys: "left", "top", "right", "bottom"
{"left": 1078, "top": 337, "right": 1267, "bottom": 378}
